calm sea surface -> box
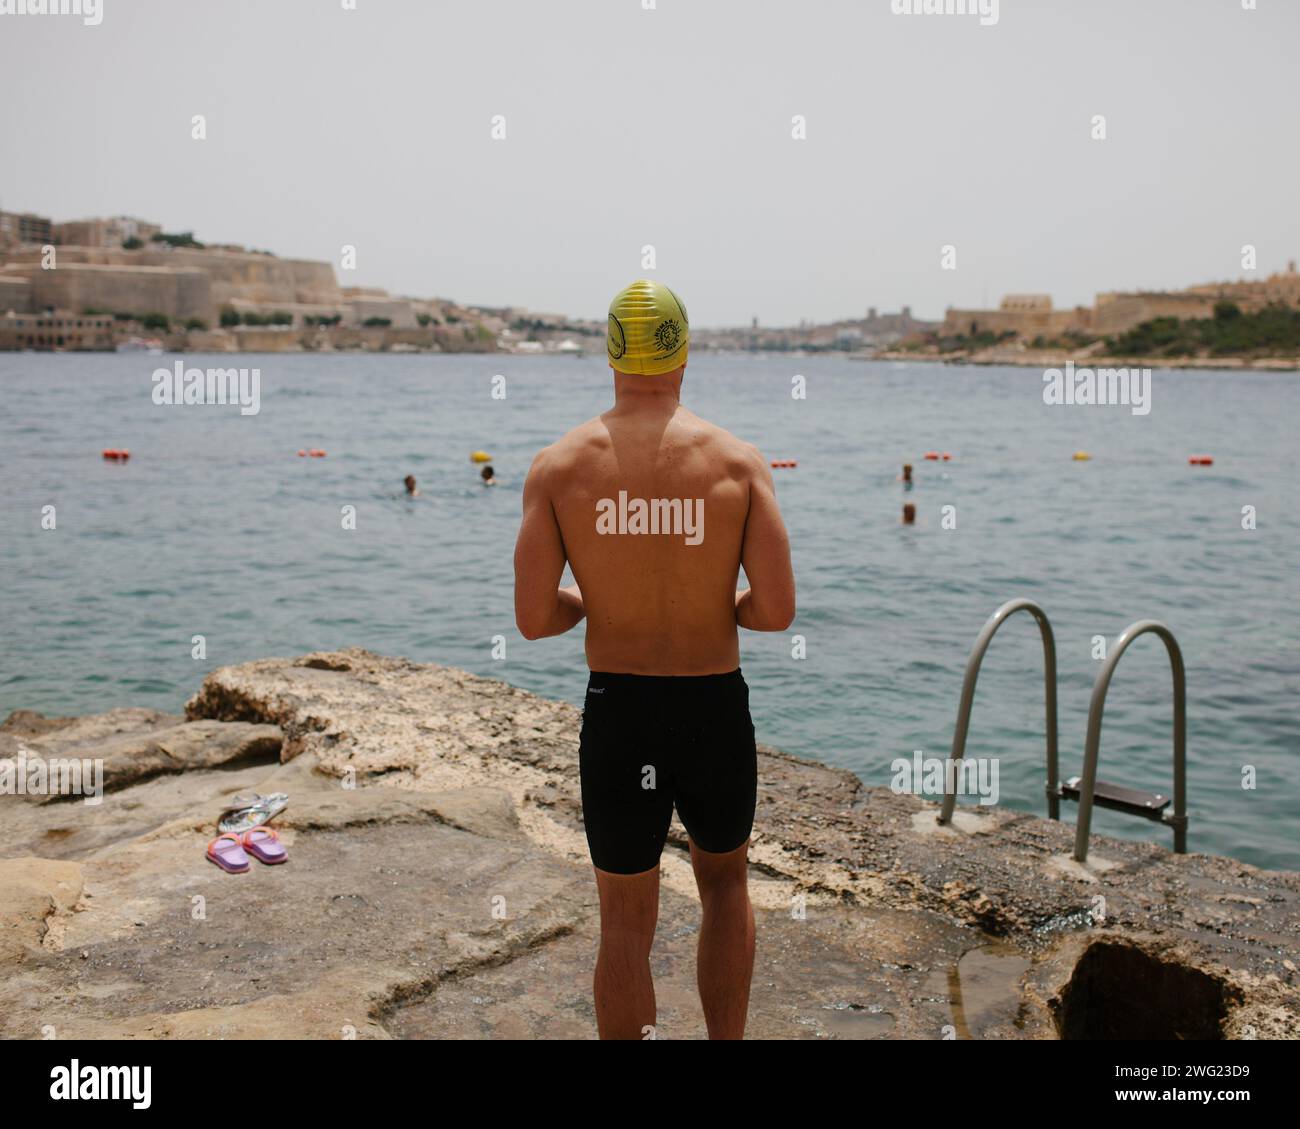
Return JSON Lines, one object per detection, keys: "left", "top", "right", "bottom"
{"left": 3, "top": 353, "right": 1297, "bottom": 869}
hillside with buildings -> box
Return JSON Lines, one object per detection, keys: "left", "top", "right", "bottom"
{"left": 3, "top": 205, "right": 1298, "bottom": 367}
{"left": 0, "top": 208, "right": 601, "bottom": 355}
{"left": 0, "top": 205, "right": 936, "bottom": 358}
{"left": 887, "top": 264, "right": 1300, "bottom": 367}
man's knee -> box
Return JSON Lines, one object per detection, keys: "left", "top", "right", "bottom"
{"left": 690, "top": 838, "right": 750, "bottom": 901}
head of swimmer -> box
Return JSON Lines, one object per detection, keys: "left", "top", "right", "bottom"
{"left": 480, "top": 464, "right": 495, "bottom": 483}
{"left": 607, "top": 280, "right": 688, "bottom": 399}
{"left": 404, "top": 475, "right": 417, "bottom": 495}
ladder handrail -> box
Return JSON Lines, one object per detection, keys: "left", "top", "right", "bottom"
{"left": 1073, "top": 619, "right": 1187, "bottom": 863}
{"left": 937, "top": 598, "right": 1059, "bottom": 826}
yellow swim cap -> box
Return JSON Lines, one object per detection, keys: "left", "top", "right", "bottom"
{"left": 606, "top": 279, "right": 689, "bottom": 376}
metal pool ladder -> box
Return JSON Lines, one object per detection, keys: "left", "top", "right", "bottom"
{"left": 936, "top": 600, "right": 1188, "bottom": 863}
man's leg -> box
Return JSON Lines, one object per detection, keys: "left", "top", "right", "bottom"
{"left": 592, "top": 864, "right": 661, "bottom": 1039}
{"left": 689, "top": 837, "right": 755, "bottom": 1039}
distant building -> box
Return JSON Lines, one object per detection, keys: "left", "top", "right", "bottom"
{"left": 0, "top": 310, "right": 115, "bottom": 351}
{"left": 940, "top": 263, "right": 1300, "bottom": 342}
{"left": 0, "top": 271, "right": 32, "bottom": 313}
{"left": 54, "top": 216, "right": 162, "bottom": 249}
{"left": 346, "top": 295, "right": 418, "bottom": 329}
{"left": 1090, "top": 291, "right": 1215, "bottom": 336}
{"left": 1000, "top": 294, "right": 1053, "bottom": 313}
{"left": 942, "top": 294, "right": 1094, "bottom": 339}
{"left": 0, "top": 210, "right": 53, "bottom": 249}
{"left": 1181, "top": 261, "right": 1300, "bottom": 312}
{"left": 14, "top": 262, "right": 214, "bottom": 324}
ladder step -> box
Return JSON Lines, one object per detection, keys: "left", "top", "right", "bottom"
{"left": 1061, "top": 776, "right": 1171, "bottom": 819}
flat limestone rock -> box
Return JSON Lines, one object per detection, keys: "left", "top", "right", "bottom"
{"left": 0, "top": 821, "right": 589, "bottom": 1041}
{"left": 0, "top": 858, "right": 84, "bottom": 965}
{"left": 0, "top": 649, "right": 1295, "bottom": 1039}
{"left": 385, "top": 876, "right": 1044, "bottom": 1040}
{"left": 1, "top": 709, "right": 283, "bottom": 801}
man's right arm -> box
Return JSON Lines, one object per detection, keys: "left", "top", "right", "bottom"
{"left": 514, "top": 448, "right": 585, "bottom": 640}
{"left": 735, "top": 447, "right": 795, "bottom": 631}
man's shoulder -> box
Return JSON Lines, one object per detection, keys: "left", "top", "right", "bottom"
{"left": 528, "top": 418, "right": 607, "bottom": 478}
{"left": 680, "top": 412, "right": 765, "bottom": 475}
{"left": 552, "top": 416, "right": 610, "bottom": 460}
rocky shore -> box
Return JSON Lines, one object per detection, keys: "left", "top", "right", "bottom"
{"left": 2, "top": 649, "right": 1296, "bottom": 1040}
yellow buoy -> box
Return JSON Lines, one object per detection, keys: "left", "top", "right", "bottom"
{"left": 470, "top": 451, "right": 492, "bottom": 464}
{"left": 1073, "top": 451, "right": 1091, "bottom": 461}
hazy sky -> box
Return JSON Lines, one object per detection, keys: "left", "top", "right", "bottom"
{"left": 2, "top": 0, "right": 1296, "bottom": 326}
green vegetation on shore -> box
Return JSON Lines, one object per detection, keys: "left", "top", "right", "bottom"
{"left": 896, "top": 329, "right": 1018, "bottom": 354}
{"left": 889, "top": 302, "right": 1300, "bottom": 362}
{"left": 219, "top": 307, "right": 293, "bottom": 327}
{"left": 156, "top": 231, "right": 204, "bottom": 249}
{"left": 1106, "top": 302, "right": 1300, "bottom": 358}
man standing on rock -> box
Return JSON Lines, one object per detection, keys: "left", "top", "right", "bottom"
{"left": 513, "top": 279, "right": 796, "bottom": 1039}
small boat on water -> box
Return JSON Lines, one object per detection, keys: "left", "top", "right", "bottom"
{"left": 116, "top": 337, "right": 164, "bottom": 355}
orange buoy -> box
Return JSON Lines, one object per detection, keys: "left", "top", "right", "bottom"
{"left": 297, "top": 449, "right": 307, "bottom": 457}
{"left": 102, "top": 448, "right": 130, "bottom": 461}
{"left": 308, "top": 449, "right": 327, "bottom": 458}
{"left": 941, "top": 452, "right": 952, "bottom": 461}
{"left": 769, "top": 459, "right": 798, "bottom": 469}
{"left": 1188, "top": 456, "right": 1214, "bottom": 466}
{"left": 923, "top": 452, "right": 940, "bottom": 461}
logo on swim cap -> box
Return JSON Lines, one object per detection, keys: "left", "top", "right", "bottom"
{"left": 607, "top": 314, "right": 627, "bottom": 360}
{"left": 654, "top": 318, "right": 682, "bottom": 354}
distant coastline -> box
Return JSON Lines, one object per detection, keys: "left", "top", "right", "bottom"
{"left": 867, "top": 348, "right": 1300, "bottom": 372}
{"left": 4, "top": 205, "right": 1298, "bottom": 366}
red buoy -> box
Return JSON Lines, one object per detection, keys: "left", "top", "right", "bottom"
{"left": 1188, "top": 456, "right": 1214, "bottom": 466}
{"left": 102, "top": 448, "right": 130, "bottom": 461}
{"left": 923, "top": 451, "right": 940, "bottom": 461}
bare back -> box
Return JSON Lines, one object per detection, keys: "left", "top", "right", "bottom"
{"left": 546, "top": 404, "right": 753, "bottom": 674}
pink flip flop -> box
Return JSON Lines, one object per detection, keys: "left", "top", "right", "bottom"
{"left": 240, "top": 826, "right": 288, "bottom": 865}
{"left": 207, "top": 833, "right": 250, "bottom": 873}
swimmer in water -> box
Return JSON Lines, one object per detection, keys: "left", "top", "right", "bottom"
{"left": 481, "top": 465, "right": 497, "bottom": 486}
{"left": 902, "top": 502, "right": 916, "bottom": 525}
{"left": 404, "top": 475, "right": 419, "bottom": 496}
{"left": 901, "top": 463, "right": 912, "bottom": 484}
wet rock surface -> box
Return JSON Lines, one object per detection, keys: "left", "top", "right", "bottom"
{"left": 2, "top": 648, "right": 1296, "bottom": 1039}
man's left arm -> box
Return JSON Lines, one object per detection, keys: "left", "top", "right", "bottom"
{"left": 514, "top": 449, "right": 584, "bottom": 640}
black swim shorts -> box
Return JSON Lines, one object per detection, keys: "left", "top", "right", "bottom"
{"left": 578, "top": 668, "right": 758, "bottom": 875}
